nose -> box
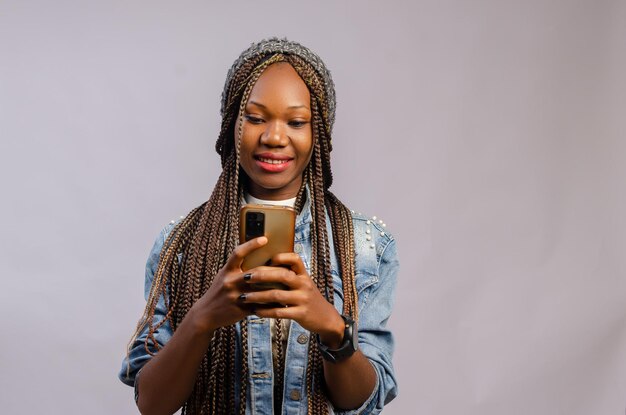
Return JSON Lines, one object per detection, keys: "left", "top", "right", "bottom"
{"left": 260, "top": 120, "right": 288, "bottom": 147}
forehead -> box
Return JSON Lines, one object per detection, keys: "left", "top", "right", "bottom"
{"left": 247, "top": 62, "right": 311, "bottom": 108}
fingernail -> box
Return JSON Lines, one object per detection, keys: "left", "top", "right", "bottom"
{"left": 243, "top": 273, "right": 252, "bottom": 281}
{"left": 239, "top": 293, "right": 247, "bottom": 301}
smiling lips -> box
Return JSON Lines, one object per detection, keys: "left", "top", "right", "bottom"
{"left": 254, "top": 153, "right": 293, "bottom": 172}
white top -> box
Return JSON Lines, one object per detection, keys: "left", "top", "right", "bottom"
{"left": 244, "top": 193, "right": 296, "bottom": 208}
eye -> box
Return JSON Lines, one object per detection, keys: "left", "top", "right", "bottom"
{"left": 244, "top": 114, "right": 263, "bottom": 124}
{"left": 288, "top": 120, "right": 308, "bottom": 128}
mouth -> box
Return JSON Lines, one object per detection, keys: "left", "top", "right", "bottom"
{"left": 254, "top": 154, "right": 293, "bottom": 172}
{"left": 256, "top": 156, "right": 290, "bottom": 165}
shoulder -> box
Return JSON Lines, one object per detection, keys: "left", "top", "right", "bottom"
{"left": 162, "top": 214, "right": 189, "bottom": 238}
{"left": 343, "top": 209, "right": 399, "bottom": 308}
{"left": 348, "top": 209, "right": 396, "bottom": 266}
{"left": 148, "top": 215, "right": 187, "bottom": 256}
{"left": 350, "top": 209, "right": 395, "bottom": 247}
{"left": 157, "top": 203, "right": 206, "bottom": 243}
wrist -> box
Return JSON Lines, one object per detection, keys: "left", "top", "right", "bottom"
{"left": 317, "top": 312, "right": 346, "bottom": 349}
{"left": 317, "top": 314, "right": 359, "bottom": 363}
{"left": 184, "top": 307, "right": 216, "bottom": 340}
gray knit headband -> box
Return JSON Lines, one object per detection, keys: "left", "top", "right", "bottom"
{"left": 220, "top": 37, "right": 337, "bottom": 132}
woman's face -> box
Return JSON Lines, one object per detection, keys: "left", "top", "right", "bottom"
{"left": 236, "top": 62, "right": 313, "bottom": 200}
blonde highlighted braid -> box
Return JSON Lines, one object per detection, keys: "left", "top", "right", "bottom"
{"left": 127, "top": 39, "right": 358, "bottom": 414}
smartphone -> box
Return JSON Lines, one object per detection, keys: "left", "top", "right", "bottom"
{"left": 239, "top": 204, "right": 296, "bottom": 290}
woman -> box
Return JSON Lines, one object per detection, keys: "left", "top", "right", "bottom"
{"left": 119, "top": 38, "right": 399, "bottom": 415}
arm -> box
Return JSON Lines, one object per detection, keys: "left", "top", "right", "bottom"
{"left": 320, "top": 316, "right": 379, "bottom": 410}
{"left": 134, "top": 309, "right": 214, "bottom": 415}
{"left": 335, "top": 238, "right": 399, "bottom": 413}
{"left": 322, "top": 237, "right": 399, "bottom": 413}
{"left": 119, "top": 227, "right": 269, "bottom": 415}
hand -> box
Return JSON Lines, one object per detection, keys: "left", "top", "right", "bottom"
{"left": 187, "top": 236, "right": 268, "bottom": 336}
{"left": 239, "top": 252, "right": 345, "bottom": 347}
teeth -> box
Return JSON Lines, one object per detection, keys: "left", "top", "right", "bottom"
{"left": 259, "top": 157, "right": 288, "bottom": 164}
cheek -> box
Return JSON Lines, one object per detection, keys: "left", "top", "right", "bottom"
{"left": 237, "top": 125, "right": 257, "bottom": 156}
{"left": 293, "top": 126, "right": 313, "bottom": 155}
{"left": 239, "top": 140, "right": 256, "bottom": 166}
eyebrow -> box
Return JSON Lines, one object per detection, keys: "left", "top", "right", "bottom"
{"left": 247, "top": 100, "right": 310, "bottom": 110}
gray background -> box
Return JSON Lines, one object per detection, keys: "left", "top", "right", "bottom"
{"left": 1, "top": 0, "right": 625, "bottom": 414}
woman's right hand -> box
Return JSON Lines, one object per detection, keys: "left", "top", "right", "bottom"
{"left": 186, "top": 236, "right": 268, "bottom": 336}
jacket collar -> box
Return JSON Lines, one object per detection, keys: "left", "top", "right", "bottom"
{"left": 295, "top": 185, "right": 313, "bottom": 229}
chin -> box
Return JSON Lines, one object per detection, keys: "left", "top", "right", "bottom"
{"left": 258, "top": 180, "right": 291, "bottom": 191}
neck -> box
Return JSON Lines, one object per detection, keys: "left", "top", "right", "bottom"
{"left": 245, "top": 178, "right": 302, "bottom": 201}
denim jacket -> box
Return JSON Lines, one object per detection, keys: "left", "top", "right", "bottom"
{"left": 119, "top": 195, "right": 399, "bottom": 414}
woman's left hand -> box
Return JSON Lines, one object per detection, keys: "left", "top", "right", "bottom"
{"left": 239, "top": 252, "right": 345, "bottom": 347}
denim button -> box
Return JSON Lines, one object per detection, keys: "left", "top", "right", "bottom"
{"left": 290, "top": 389, "right": 301, "bottom": 401}
{"left": 294, "top": 243, "right": 303, "bottom": 254}
{"left": 297, "top": 334, "right": 308, "bottom": 344}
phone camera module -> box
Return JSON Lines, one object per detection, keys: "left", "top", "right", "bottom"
{"left": 245, "top": 211, "right": 265, "bottom": 240}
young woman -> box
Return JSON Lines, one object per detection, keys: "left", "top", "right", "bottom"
{"left": 119, "top": 38, "right": 399, "bottom": 415}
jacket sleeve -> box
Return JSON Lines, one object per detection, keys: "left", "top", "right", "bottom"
{"left": 118, "top": 223, "right": 176, "bottom": 388}
{"left": 334, "top": 236, "right": 400, "bottom": 415}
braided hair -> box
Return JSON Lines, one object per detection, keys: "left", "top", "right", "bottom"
{"left": 127, "top": 38, "right": 358, "bottom": 414}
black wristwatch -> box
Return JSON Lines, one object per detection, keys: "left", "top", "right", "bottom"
{"left": 317, "top": 314, "right": 358, "bottom": 363}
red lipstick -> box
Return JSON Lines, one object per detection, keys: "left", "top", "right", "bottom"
{"left": 254, "top": 153, "right": 293, "bottom": 173}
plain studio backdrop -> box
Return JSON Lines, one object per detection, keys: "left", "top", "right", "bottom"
{"left": 1, "top": 1, "right": 625, "bottom": 414}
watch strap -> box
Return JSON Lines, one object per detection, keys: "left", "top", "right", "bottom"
{"left": 317, "top": 314, "right": 358, "bottom": 363}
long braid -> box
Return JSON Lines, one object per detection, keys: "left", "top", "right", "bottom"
{"left": 238, "top": 318, "right": 249, "bottom": 415}
{"left": 126, "top": 39, "right": 359, "bottom": 414}
{"left": 274, "top": 318, "right": 285, "bottom": 410}
{"left": 326, "top": 191, "right": 358, "bottom": 319}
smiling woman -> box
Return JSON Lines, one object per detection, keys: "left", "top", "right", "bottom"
{"left": 119, "top": 38, "right": 399, "bottom": 415}
{"left": 237, "top": 62, "right": 314, "bottom": 200}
